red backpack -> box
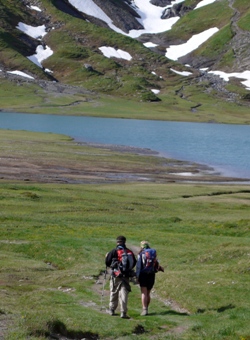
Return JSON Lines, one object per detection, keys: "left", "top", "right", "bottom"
{"left": 113, "top": 247, "right": 134, "bottom": 277}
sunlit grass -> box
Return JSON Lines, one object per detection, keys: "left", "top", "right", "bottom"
{"left": 1, "top": 79, "right": 250, "bottom": 124}
{"left": 0, "top": 177, "right": 249, "bottom": 339}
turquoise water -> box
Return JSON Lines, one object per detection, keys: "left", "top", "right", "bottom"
{"left": 1, "top": 112, "right": 250, "bottom": 179}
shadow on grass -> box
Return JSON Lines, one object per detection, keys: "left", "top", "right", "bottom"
{"left": 196, "top": 304, "right": 235, "bottom": 314}
{"left": 150, "top": 310, "right": 189, "bottom": 316}
{"left": 133, "top": 324, "right": 146, "bottom": 334}
{"left": 31, "top": 319, "right": 99, "bottom": 339}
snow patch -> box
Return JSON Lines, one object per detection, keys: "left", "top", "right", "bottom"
{"left": 68, "top": 0, "right": 125, "bottom": 34}
{"left": 45, "top": 68, "right": 53, "bottom": 74}
{"left": 151, "top": 89, "right": 160, "bottom": 94}
{"left": 166, "top": 27, "right": 219, "bottom": 61}
{"left": 99, "top": 47, "right": 132, "bottom": 61}
{"left": 195, "top": 0, "right": 217, "bottom": 10}
{"left": 28, "top": 5, "right": 42, "bottom": 12}
{"left": 16, "top": 23, "right": 47, "bottom": 39}
{"left": 170, "top": 68, "right": 192, "bottom": 76}
{"left": 7, "top": 71, "right": 34, "bottom": 79}
{"left": 68, "top": 0, "right": 182, "bottom": 38}
{"left": 144, "top": 42, "right": 158, "bottom": 48}
{"left": 28, "top": 45, "right": 53, "bottom": 68}
{"left": 208, "top": 70, "right": 250, "bottom": 90}
{"left": 17, "top": 22, "right": 53, "bottom": 69}
{"left": 128, "top": 0, "right": 182, "bottom": 38}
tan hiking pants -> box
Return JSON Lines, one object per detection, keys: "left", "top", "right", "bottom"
{"left": 109, "top": 276, "right": 131, "bottom": 313}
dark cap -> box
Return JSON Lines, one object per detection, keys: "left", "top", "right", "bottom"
{"left": 116, "top": 235, "right": 126, "bottom": 243}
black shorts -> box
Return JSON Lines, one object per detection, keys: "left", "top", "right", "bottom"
{"left": 139, "top": 272, "right": 155, "bottom": 290}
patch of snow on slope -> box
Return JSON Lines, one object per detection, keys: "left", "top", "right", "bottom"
{"left": 68, "top": 0, "right": 182, "bottom": 38}
{"left": 170, "top": 68, "right": 192, "bottom": 76}
{"left": 151, "top": 89, "right": 160, "bottom": 94}
{"left": 208, "top": 70, "right": 250, "bottom": 90}
{"left": 17, "top": 23, "right": 47, "bottom": 39}
{"left": 99, "top": 47, "right": 132, "bottom": 60}
{"left": 28, "top": 45, "right": 53, "bottom": 68}
{"left": 7, "top": 71, "right": 34, "bottom": 79}
{"left": 68, "top": 0, "right": 125, "bottom": 34}
{"left": 195, "top": 0, "right": 217, "bottom": 10}
{"left": 128, "top": 0, "right": 183, "bottom": 38}
{"left": 17, "top": 22, "right": 53, "bottom": 69}
{"left": 166, "top": 27, "right": 219, "bottom": 60}
{"left": 28, "top": 5, "right": 42, "bottom": 12}
{"left": 144, "top": 42, "right": 158, "bottom": 48}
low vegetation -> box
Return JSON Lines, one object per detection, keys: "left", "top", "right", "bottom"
{"left": 162, "top": 0, "right": 232, "bottom": 41}
{"left": 0, "top": 130, "right": 249, "bottom": 339}
{"left": 1, "top": 78, "right": 250, "bottom": 124}
{"left": 0, "top": 180, "right": 249, "bottom": 339}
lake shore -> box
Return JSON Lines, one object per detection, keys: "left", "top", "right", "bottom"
{"left": 0, "top": 141, "right": 249, "bottom": 184}
{"left": 1, "top": 133, "right": 249, "bottom": 184}
{"left": 80, "top": 142, "right": 250, "bottom": 184}
{"left": 1, "top": 112, "right": 250, "bottom": 182}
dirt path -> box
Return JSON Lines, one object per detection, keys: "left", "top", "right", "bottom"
{"left": 92, "top": 271, "right": 190, "bottom": 338}
{"left": 91, "top": 243, "right": 190, "bottom": 339}
{"left": 95, "top": 268, "right": 190, "bottom": 316}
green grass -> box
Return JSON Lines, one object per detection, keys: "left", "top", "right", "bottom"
{"left": 194, "top": 24, "right": 234, "bottom": 59}
{"left": 234, "top": 0, "right": 250, "bottom": 12}
{"left": 0, "top": 129, "right": 249, "bottom": 339}
{"left": 161, "top": 0, "right": 232, "bottom": 41}
{"left": 0, "top": 181, "right": 249, "bottom": 339}
{"left": 238, "top": 12, "right": 250, "bottom": 31}
{"left": 1, "top": 79, "right": 250, "bottom": 124}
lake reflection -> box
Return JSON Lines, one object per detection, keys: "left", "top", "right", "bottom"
{"left": 1, "top": 112, "right": 250, "bottom": 179}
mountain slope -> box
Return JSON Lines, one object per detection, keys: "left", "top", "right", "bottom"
{"left": 1, "top": 0, "right": 250, "bottom": 120}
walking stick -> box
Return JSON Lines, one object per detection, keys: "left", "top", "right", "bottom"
{"left": 100, "top": 267, "right": 107, "bottom": 311}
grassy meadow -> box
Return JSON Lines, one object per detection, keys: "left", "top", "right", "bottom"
{"left": 1, "top": 0, "right": 250, "bottom": 336}
{"left": 0, "top": 130, "right": 249, "bottom": 339}
{"left": 1, "top": 78, "right": 250, "bottom": 124}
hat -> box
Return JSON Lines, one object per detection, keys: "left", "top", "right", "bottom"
{"left": 116, "top": 235, "right": 126, "bottom": 243}
{"left": 140, "top": 240, "right": 150, "bottom": 249}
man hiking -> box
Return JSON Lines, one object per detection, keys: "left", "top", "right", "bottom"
{"left": 136, "top": 240, "right": 164, "bottom": 316}
{"left": 105, "top": 235, "right": 136, "bottom": 319}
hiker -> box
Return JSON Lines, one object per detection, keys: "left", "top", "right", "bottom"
{"left": 136, "top": 240, "right": 164, "bottom": 316}
{"left": 105, "top": 235, "right": 136, "bottom": 319}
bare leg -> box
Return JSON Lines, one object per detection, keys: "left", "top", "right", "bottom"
{"left": 141, "top": 286, "right": 148, "bottom": 309}
{"left": 146, "top": 289, "right": 151, "bottom": 308}
{"left": 140, "top": 286, "right": 151, "bottom": 315}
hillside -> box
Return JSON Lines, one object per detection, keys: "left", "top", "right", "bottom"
{"left": 1, "top": 0, "right": 250, "bottom": 121}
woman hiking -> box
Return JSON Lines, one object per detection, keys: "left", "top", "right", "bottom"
{"left": 136, "top": 240, "right": 164, "bottom": 316}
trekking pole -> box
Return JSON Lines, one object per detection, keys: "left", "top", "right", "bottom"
{"left": 100, "top": 267, "right": 107, "bottom": 311}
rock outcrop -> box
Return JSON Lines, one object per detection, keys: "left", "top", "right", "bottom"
{"left": 161, "top": 3, "right": 194, "bottom": 19}
{"left": 92, "top": 0, "right": 143, "bottom": 32}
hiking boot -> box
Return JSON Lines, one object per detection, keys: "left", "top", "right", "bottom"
{"left": 109, "top": 309, "right": 115, "bottom": 316}
{"left": 120, "top": 312, "right": 130, "bottom": 319}
{"left": 140, "top": 308, "right": 148, "bottom": 316}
